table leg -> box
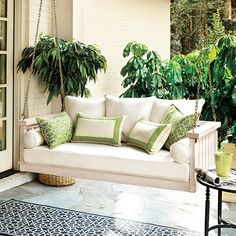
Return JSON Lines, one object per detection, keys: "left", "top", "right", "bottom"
{"left": 205, "top": 187, "right": 210, "bottom": 236}
{"left": 218, "top": 190, "right": 222, "bottom": 236}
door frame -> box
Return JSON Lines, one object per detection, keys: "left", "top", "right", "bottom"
{"left": 13, "top": 0, "right": 31, "bottom": 170}
{"left": 0, "top": 0, "right": 14, "bottom": 172}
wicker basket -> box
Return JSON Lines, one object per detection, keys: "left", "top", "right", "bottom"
{"left": 38, "top": 174, "right": 76, "bottom": 186}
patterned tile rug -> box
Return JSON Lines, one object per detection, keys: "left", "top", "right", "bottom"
{"left": 0, "top": 199, "right": 202, "bottom": 236}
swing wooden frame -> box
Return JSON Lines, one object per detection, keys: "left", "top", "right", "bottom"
{"left": 18, "top": 0, "right": 221, "bottom": 192}
{"left": 19, "top": 115, "right": 220, "bottom": 192}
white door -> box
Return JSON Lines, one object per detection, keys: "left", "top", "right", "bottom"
{"left": 0, "top": 0, "right": 13, "bottom": 172}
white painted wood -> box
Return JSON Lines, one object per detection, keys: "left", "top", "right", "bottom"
{"left": 186, "top": 121, "right": 221, "bottom": 139}
{"left": 0, "top": 0, "right": 13, "bottom": 172}
{"left": 19, "top": 163, "right": 191, "bottom": 192}
{"left": 19, "top": 117, "right": 220, "bottom": 192}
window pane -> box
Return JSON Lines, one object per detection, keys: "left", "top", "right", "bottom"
{"left": 0, "top": 54, "right": 6, "bottom": 84}
{"left": 0, "top": 120, "right": 6, "bottom": 151}
{"left": 0, "top": 0, "right": 7, "bottom": 17}
{"left": 0, "top": 21, "right": 7, "bottom": 50}
{"left": 0, "top": 88, "right": 6, "bottom": 117}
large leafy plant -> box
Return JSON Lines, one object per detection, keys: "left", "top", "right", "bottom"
{"left": 120, "top": 42, "right": 165, "bottom": 98}
{"left": 17, "top": 35, "right": 107, "bottom": 107}
{"left": 204, "top": 36, "right": 236, "bottom": 143}
{"left": 120, "top": 42, "right": 183, "bottom": 99}
{"left": 120, "top": 36, "right": 236, "bottom": 144}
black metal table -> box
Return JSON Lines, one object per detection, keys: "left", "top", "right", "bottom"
{"left": 197, "top": 169, "right": 236, "bottom": 236}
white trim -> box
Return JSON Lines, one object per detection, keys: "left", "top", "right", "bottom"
{"left": 13, "top": 0, "right": 30, "bottom": 170}
{"left": 0, "top": 17, "right": 7, "bottom": 21}
{"left": 0, "top": 0, "right": 13, "bottom": 172}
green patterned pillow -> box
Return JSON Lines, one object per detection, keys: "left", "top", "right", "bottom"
{"left": 127, "top": 118, "right": 172, "bottom": 154}
{"left": 72, "top": 113, "right": 125, "bottom": 146}
{"left": 161, "top": 105, "right": 199, "bottom": 150}
{"left": 36, "top": 112, "right": 73, "bottom": 149}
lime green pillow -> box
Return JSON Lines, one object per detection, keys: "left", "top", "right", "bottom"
{"left": 161, "top": 105, "right": 199, "bottom": 150}
{"left": 72, "top": 113, "right": 125, "bottom": 146}
{"left": 36, "top": 112, "right": 73, "bottom": 149}
{"left": 127, "top": 118, "right": 172, "bottom": 154}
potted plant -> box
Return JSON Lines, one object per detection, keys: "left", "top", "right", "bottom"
{"left": 17, "top": 35, "right": 107, "bottom": 109}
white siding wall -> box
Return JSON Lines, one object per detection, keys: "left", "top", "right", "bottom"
{"left": 74, "top": 0, "right": 170, "bottom": 98}
{"left": 27, "top": 0, "right": 53, "bottom": 117}
{"left": 22, "top": 0, "right": 171, "bottom": 114}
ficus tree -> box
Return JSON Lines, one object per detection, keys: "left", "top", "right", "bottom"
{"left": 17, "top": 35, "right": 107, "bottom": 107}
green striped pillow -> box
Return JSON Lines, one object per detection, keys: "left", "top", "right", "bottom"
{"left": 161, "top": 105, "right": 199, "bottom": 150}
{"left": 72, "top": 113, "right": 125, "bottom": 146}
{"left": 127, "top": 118, "right": 172, "bottom": 154}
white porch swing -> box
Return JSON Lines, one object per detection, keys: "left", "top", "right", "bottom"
{"left": 19, "top": 0, "right": 221, "bottom": 191}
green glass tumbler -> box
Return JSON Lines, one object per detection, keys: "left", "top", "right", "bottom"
{"left": 215, "top": 151, "right": 233, "bottom": 177}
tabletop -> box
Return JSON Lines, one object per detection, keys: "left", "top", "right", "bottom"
{"left": 197, "top": 169, "right": 236, "bottom": 193}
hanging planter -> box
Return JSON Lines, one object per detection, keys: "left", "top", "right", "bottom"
{"left": 17, "top": 35, "right": 107, "bottom": 109}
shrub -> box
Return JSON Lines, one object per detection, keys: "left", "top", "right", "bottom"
{"left": 120, "top": 35, "right": 236, "bottom": 143}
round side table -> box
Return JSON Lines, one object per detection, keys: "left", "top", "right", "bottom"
{"left": 197, "top": 169, "right": 236, "bottom": 236}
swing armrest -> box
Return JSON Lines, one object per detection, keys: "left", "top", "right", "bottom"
{"left": 19, "top": 113, "right": 62, "bottom": 130}
{"left": 186, "top": 121, "right": 221, "bottom": 140}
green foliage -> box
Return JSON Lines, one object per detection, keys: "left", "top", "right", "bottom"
{"left": 120, "top": 42, "right": 166, "bottom": 98}
{"left": 17, "top": 35, "right": 107, "bottom": 106}
{"left": 171, "top": 0, "right": 224, "bottom": 55}
{"left": 120, "top": 36, "right": 236, "bottom": 143}
{"left": 227, "top": 121, "right": 236, "bottom": 144}
{"left": 208, "top": 9, "right": 226, "bottom": 45}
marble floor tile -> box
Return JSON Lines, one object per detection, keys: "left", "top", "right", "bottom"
{"left": 0, "top": 178, "right": 235, "bottom": 235}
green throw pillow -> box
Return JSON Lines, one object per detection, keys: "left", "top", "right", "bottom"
{"left": 161, "top": 105, "right": 199, "bottom": 150}
{"left": 127, "top": 118, "right": 172, "bottom": 154}
{"left": 36, "top": 112, "right": 73, "bottom": 149}
{"left": 72, "top": 113, "right": 125, "bottom": 146}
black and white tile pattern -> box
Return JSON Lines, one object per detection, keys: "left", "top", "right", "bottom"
{"left": 0, "top": 199, "right": 202, "bottom": 236}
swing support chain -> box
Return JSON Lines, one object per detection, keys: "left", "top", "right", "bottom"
{"left": 52, "top": 0, "right": 66, "bottom": 112}
{"left": 21, "top": 0, "right": 43, "bottom": 120}
{"left": 193, "top": 0, "right": 217, "bottom": 131}
{"left": 21, "top": 0, "right": 66, "bottom": 120}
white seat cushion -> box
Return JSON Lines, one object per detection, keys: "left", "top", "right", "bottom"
{"left": 65, "top": 96, "right": 105, "bottom": 125}
{"left": 105, "top": 95, "right": 154, "bottom": 142}
{"left": 24, "top": 143, "right": 189, "bottom": 182}
{"left": 150, "top": 98, "right": 205, "bottom": 123}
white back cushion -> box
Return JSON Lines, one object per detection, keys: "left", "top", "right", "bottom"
{"left": 150, "top": 98, "right": 205, "bottom": 123}
{"left": 65, "top": 96, "right": 105, "bottom": 125}
{"left": 105, "top": 95, "right": 154, "bottom": 142}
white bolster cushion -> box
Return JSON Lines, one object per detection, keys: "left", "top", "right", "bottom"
{"left": 170, "top": 138, "right": 190, "bottom": 164}
{"left": 24, "top": 129, "right": 45, "bottom": 149}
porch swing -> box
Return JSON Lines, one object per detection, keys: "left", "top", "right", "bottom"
{"left": 19, "top": 0, "right": 221, "bottom": 191}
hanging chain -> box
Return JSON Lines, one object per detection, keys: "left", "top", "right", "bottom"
{"left": 193, "top": 45, "right": 203, "bottom": 129}
{"left": 204, "top": 0, "right": 217, "bottom": 122}
{"left": 21, "top": 0, "right": 43, "bottom": 120}
{"left": 52, "top": 0, "right": 66, "bottom": 112}
{"left": 207, "top": 56, "right": 217, "bottom": 121}
{"left": 193, "top": 16, "right": 205, "bottom": 130}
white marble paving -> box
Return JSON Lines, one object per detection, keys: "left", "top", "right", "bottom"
{"left": 0, "top": 177, "right": 235, "bottom": 235}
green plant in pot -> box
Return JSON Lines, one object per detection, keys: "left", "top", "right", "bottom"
{"left": 17, "top": 35, "right": 107, "bottom": 109}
